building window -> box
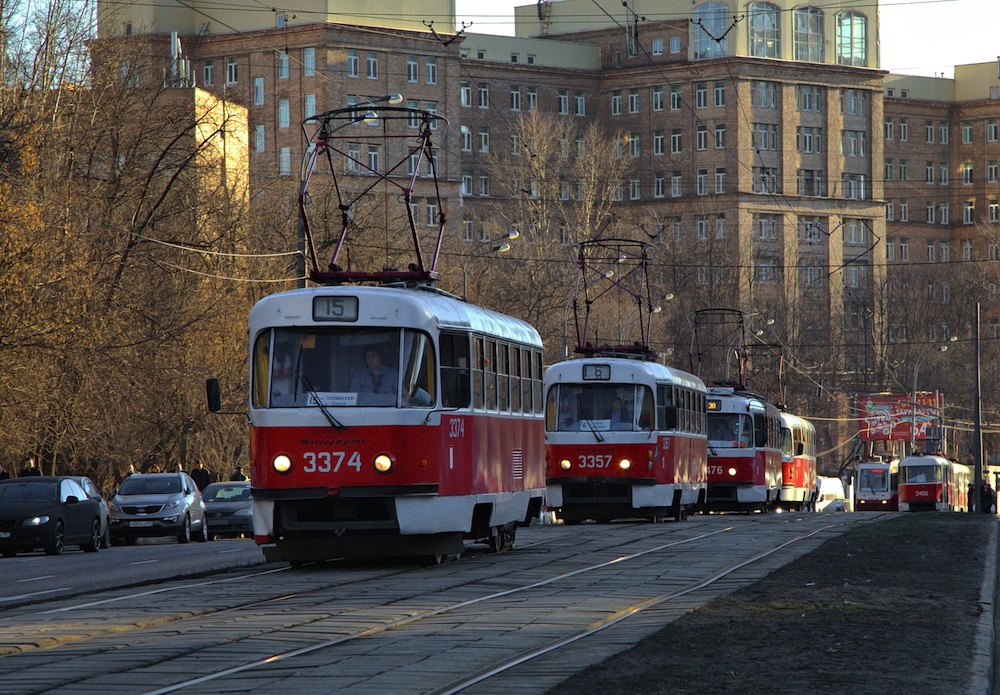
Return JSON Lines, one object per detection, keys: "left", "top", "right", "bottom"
{"left": 714, "top": 81, "right": 725, "bottom": 107}
{"left": 347, "top": 50, "right": 359, "bottom": 78}
{"left": 963, "top": 162, "right": 973, "bottom": 184}
{"left": 478, "top": 127, "right": 490, "bottom": 152}
{"left": 254, "top": 125, "right": 265, "bottom": 153}
{"left": 478, "top": 82, "right": 489, "bottom": 107}
{"left": 748, "top": 2, "right": 780, "bottom": 58}
{"left": 696, "top": 125, "right": 708, "bottom": 151}
{"left": 366, "top": 52, "right": 378, "bottom": 79}
{"left": 653, "top": 130, "right": 665, "bottom": 155}
{"left": 203, "top": 61, "right": 214, "bottom": 86}
{"left": 670, "top": 35, "right": 682, "bottom": 53}
{"left": 670, "top": 85, "right": 682, "bottom": 110}
{"left": 835, "top": 11, "right": 867, "bottom": 66}
{"left": 558, "top": 90, "right": 569, "bottom": 114}
{"left": 652, "top": 86, "right": 664, "bottom": 112}
{"left": 628, "top": 88, "right": 639, "bottom": 113}
{"left": 671, "top": 129, "right": 682, "bottom": 154}
{"left": 575, "top": 91, "right": 585, "bottom": 115}
{"left": 278, "top": 51, "right": 289, "bottom": 79}
{"left": 964, "top": 201, "right": 975, "bottom": 224}
{"left": 461, "top": 82, "right": 472, "bottom": 107}
{"left": 226, "top": 57, "right": 238, "bottom": 84}
{"left": 715, "top": 168, "right": 726, "bottom": 193}
{"left": 715, "top": 123, "right": 726, "bottom": 149}
{"left": 407, "top": 55, "right": 418, "bottom": 82}
{"left": 651, "top": 37, "right": 664, "bottom": 55}
{"left": 303, "top": 47, "right": 315, "bottom": 76}
{"left": 697, "top": 168, "right": 708, "bottom": 195}
{"left": 510, "top": 86, "right": 521, "bottom": 111}
{"left": 654, "top": 172, "right": 665, "bottom": 198}
{"left": 963, "top": 121, "right": 973, "bottom": 144}
{"left": 426, "top": 57, "right": 437, "bottom": 84}
{"left": 899, "top": 118, "right": 908, "bottom": 140}
{"left": 695, "top": 82, "right": 707, "bottom": 108}
{"left": 253, "top": 77, "right": 264, "bottom": 106}
{"left": 611, "top": 90, "right": 622, "bottom": 115}
{"left": 692, "top": 2, "right": 729, "bottom": 59}
{"left": 989, "top": 119, "right": 998, "bottom": 142}
{"left": 671, "top": 172, "right": 682, "bottom": 197}
{"left": 527, "top": 87, "right": 537, "bottom": 111}
{"left": 278, "top": 99, "right": 289, "bottom": 128}
{"left": 304, "top": 93, "right": 316, "bottom": 119}
{"left": 794, "top": 7, "right": 824, "bottom": 62}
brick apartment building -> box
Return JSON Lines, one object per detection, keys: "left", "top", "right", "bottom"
{"left": 94, "top": 0, "right": 1000, "bottom": 460}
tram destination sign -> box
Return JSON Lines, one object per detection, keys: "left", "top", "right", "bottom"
{"left": 313, "top": 296, "right": 359, "bottom": 322}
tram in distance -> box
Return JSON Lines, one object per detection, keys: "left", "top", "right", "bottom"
{"left": 854, "top": 457, "right": 899, "bottom": 511}
{"left": 544, "top": 356, "right": 708, "bottom": 524}
{"left": 704, "top": 386, "right": 783, "bottom": 513}
{"left": 898, "top": 454, "right": 971, "bottom": 512}
{"left": 777, "top": 411, "right": 818, "bottom": 512}
{"left": 209, "top": 286, "right": 547, "bottom": 563}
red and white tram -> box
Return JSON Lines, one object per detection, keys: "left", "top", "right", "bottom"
{"left": 210, "top": 286, "right": 546, "bottom": 562}
{"left": 704, "top": 387, "right": 782, "bottom": 513}
{"left": 898, "top": 454, "right": 971, "bottom": 512}
{"left": 777, "top": 412, "right": 817, "bottom": 512}
{"left": 544, "top": 355, "right": 708, "bottom": 523}
{"left": 854, "top": 458, "right": 899, "bottom": 511}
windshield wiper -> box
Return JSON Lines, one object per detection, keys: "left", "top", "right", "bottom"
{"left": 301, "top": 376, "right": 346, "bottom": 430}
{"left": 579, "top": 409, "right": 604, "bottom": 443}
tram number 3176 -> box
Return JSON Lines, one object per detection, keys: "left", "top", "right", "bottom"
{"left": 302, "top": 451, "right": 362, "bottom": 473}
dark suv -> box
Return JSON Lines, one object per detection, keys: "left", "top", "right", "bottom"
{"left": 110, "top": 472, "right": 208, "bottom": 544}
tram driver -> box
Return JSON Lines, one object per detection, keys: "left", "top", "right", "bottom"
{"left": 352, "top": 347, "right": 399, "bottom": 405}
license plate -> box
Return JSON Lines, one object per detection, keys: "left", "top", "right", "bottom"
{"left": 0, "top": 531, "right": 9, "bottom": 538}
{"left": 129, "top": 521, "right": 154, "bottom": 528}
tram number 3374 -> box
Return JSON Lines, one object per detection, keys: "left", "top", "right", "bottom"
{"left": 302, "top": 451, "right": 362, "bottom": 473}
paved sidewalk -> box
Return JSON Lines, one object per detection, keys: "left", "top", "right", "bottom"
{"left": 976, "top": 518, "right": 999, "bottom": 694}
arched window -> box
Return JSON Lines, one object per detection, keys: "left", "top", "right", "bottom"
{"left": 691, "top": 2, "right": 730, "bottom": 60}
{"left": 748, "top": 2, "right": 780, "bottom": 58}
{"left": 793, "top": 7, "right": 824, "bottom": 63}
{"left": 837, "top": 11, "right": 867, "bottom": 66}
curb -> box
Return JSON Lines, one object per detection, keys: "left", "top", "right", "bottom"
{"left": 970, "top": 516, "right": 998, "bottom": 695}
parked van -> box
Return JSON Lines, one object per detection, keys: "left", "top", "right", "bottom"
{"left": 816, "top": 476, "right": 847, "bottom": 512}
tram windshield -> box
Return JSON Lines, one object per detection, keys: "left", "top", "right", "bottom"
{"left": 858, "top": 467, "right": 890, "bottom": 492}
{"left": 253, "top": 327, "right": 435, "bottom": 408}
{"left": 547, "top": 384, "right": 652, "bottom": 432}
{"left": 708, "top": 414, "right": 752, "bottom": 447}
{"left": 902, "top": 464, "right": 939, "bottom": 484}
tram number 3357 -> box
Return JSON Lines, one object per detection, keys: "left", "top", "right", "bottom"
{"left": 302, "top": 451, "right": 362, "bottom": 473}
{"left": 578, "top": 455, "right": 612, "bottom": 469}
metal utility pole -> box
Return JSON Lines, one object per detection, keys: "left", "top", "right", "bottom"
{"left": 974, "top": 303, "right": 984, "bottom": 511}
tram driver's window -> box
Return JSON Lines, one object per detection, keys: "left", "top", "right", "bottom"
{"left": 401, "top": 330, "right": 435, "bottom": 408}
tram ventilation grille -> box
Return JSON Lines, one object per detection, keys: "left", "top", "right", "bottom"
{"left": 512, "top": 449, "right": 523, "bottom": 480}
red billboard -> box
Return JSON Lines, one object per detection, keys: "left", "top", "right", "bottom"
{"left": 857, "top": 393, "right": 944, "bottom": 441}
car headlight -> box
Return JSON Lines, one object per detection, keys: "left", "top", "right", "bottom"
{"left": 110, "top": 502, "right": 122, "bottom": 513}
{"left": 234, "top": 508, "right": 253, "bottom": 517}
{"left": 273, "top": 455, "right": 292, "bottom": 473}
{"left": 24, "top": 516, "right": 50, "bottom": 526}
{"left": 163, "top": 499, "right": 182, "bottom": 511}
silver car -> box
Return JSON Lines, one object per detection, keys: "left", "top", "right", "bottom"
{"left": 110, "top": 472, "right": 208, "bottom": 544}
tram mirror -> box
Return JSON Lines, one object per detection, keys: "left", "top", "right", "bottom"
{"left": 206, "top": 378, "right": 222, "bottom": 413}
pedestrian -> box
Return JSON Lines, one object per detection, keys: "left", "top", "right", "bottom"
{"left": 0, "top": 462, "right": 9, "bottom": 480}
{"left": 125, "top": 463, "right": 139, "bottom": 477}
{"left": 191, "top": 461, "right": 214, "bottom": 491}
{"left": 19, "top": 456, "right": 41, "bottom": 477}
{"left": 230, "top": 465, "right": 248, "bottom": 482}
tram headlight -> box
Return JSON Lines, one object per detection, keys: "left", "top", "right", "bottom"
{"left": 273, "top": 455, "right": 292, "bottom": 474}
{"left": 727, "top": 467, "right": 737, "bottom": 477}
{"left": 374, "top": 453, "right": 394, "bottom": 474}
{"left": 560, "top": 459, "right": 572, "bottom": 470}
{"left": 619, "top": 458, "right": 632, "bottom": 470}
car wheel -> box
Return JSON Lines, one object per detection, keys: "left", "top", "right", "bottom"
{"left": 82, "top": 519, "right": 101, "bottom": 553}
{"left": 45, "top": 520, "right": 66, "bottom": 555}
{"left": 177, "top": 515, "right": 191, "bottom": 544}
{"left": 100, "top": 525, "right": 111, "bottom": 549}
{"left": 193, "top": 520, "right": 208, "bottom": 543}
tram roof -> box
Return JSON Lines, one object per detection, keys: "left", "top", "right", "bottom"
{"left": 544, "top": 357, "right": 706, "bottom": 392}
{"left": 250, "top": 286, "right": 542, "bottom": 347}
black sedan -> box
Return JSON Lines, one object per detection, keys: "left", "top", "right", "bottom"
{"left": 0, "top": 477, "right": 104, "bottom": 556}
{"left": 201, "top": 481, "right": 253, "bottom": 539}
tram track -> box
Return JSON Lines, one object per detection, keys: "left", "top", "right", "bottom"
{"left": 0, "top": 515, "right": 873, "bottom": 695}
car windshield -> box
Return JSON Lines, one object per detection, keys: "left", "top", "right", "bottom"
{"left": 119, "top": 476, "right": 182, "bottom": 495}
{"left": 0, "top": 481, "right": 56, "bottom": 503}
{"left": 203, "top": 485, "right": 250, "bottom": 502}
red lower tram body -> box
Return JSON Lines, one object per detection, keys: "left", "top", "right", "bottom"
{"left": 706, "top": 450, "right": 782, "bottom": 513}
{"left": 546, "top": 434, "right": 707, "bottom": 523}
{"left": 778, "top": 456, "right": 817, "bottom": 511}
{"left": 250, "top": 414, "right": 544, "bottom": 562}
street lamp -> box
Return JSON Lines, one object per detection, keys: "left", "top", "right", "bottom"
{"left": 910, "top": 337, "right": 957, "bottom": 453}
{"left": 462, "top": 230, "right": 519, "bottom": 298}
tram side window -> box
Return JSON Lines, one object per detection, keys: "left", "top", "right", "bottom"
{"left": 534, "top": 351, "right": 543, "bottom": 414}
{"left": 498, "top": 343, "right": 510, "bottom": 412}
{"left": 473, "top": 337, "right": 485, "bottom": 409}
{"left": 521, "top": 347, "right": 532, "bottom": 413}
{"left": 440, "top": 332, "right": 471, "bottom": 408}
{"left": 637, "top": 387, "right": 653, "bottom": 430}
{"left": 511, "top": 347, "right": 521, "bottom": 413}
{"left": 486, "top": 339, "right": 498, "bottom": 410}
{"left": 657, "top": 386, "right": 677, "bottom": 430}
